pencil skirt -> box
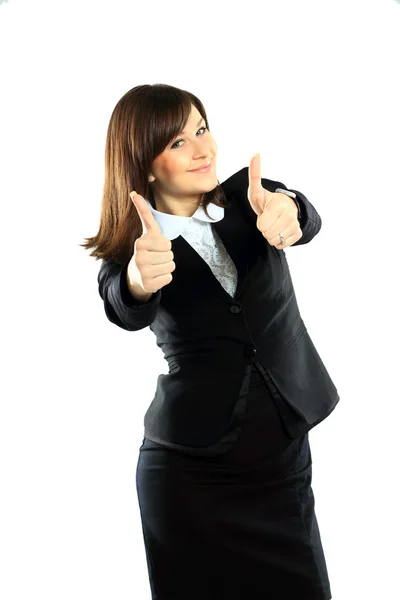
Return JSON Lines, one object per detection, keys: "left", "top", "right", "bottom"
{"left": 135, "top": 364, "right": 332, "bottom": 599}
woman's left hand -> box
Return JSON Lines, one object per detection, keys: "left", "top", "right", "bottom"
{"left": 248, "top": 153, "right": 302, "bottom": 249}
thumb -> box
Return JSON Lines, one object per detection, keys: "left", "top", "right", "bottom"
{"left": 247, "top": 153, "right": 264, "bottom": 216}
{"left": 130, "top": 192, "right": 162, "bottom": 237}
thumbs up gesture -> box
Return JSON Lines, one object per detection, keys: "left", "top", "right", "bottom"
{"left": 127, "top": 192, "right": 176, "bottom": 294}
{"left": 248, "top": 154, "right": 302, "bottom": 249}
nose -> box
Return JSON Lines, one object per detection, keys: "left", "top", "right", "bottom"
{"left": 193, "top": 143, "right": 215, "bottom": 159}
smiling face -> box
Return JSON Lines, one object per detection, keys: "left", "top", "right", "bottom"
{"left": 149, "top": 104, "right": 218, "bottom": 216}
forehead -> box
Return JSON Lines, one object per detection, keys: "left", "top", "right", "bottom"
{"left": 178, "top": 106, "right": 204, "bottom": 134}
{"left": 188, "top": 105, "right": 202, "bottom": 119}
{"left": 182, "top": 105, "right": 203, "bottom": 127}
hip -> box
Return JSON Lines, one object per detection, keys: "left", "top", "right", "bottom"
{"left": 138, "top": 363, "right": 309, "bottom": 477}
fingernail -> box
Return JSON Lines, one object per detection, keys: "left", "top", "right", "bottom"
{"left": 130, "top": 191, "right": 137, "bottom": 200}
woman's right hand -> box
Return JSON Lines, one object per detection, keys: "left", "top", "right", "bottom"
{"left": 128, "top": 192, "right": 176, "bottom": 294}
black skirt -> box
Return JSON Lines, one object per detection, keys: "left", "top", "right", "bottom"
{"left": 135, "top": 363, "right": 332, "bottom": 599}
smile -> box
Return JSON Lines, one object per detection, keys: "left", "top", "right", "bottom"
{"left": 189, "top": 162, "right": 213, "bottom": 174}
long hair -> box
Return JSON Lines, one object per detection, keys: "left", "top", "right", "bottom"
{"left": 81, "top": 83, "right": 229, "bottom": 265}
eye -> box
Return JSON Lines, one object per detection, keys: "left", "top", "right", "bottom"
{"left": 171, "top": 126, "right": 208, "bottom": 149}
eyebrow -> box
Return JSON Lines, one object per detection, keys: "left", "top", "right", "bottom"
{"left": 178, "top": 117, "right": 204, "bottom": 135}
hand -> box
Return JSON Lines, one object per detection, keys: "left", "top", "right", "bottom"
{"left": 248, "top": 154, "right": 302, "bottom": 249}
{"left": 128, "top": 192, "right": 176, "bottom": 294}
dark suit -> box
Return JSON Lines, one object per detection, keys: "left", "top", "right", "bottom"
{"left": 98, "top": 166, "right": 340, "bottom": 457}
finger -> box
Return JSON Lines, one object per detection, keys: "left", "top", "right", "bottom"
{"left": 141, "top": 260, "right": 176, "bottom": 279}
{"left": 263, "top": 224, "right": 301, "bottom": 248}
{"left": 130, "top": 192, "right": 162, "bottom": 237}
{"left": 258, "top": 210, "right": 287, "bottom": 239}
{"left": 248, "top": 153, "right": 264, "bottom": 216}
{"left": 274, "top": 231, "right": 296, "bottom": 249}
{"left": 137, "top": 248, "right": 174, "bottom": 265}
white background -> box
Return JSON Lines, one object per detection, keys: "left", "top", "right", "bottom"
{"left": 1, "top": 0, "right": 399, "bottom": 598}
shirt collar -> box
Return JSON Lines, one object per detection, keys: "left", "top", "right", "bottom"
{"left": 144, "top": 198, "right": 225, "bottom": 240}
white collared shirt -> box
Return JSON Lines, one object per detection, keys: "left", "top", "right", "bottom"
{"left": 144, "top": 199, "right": 238, "bottom": 297}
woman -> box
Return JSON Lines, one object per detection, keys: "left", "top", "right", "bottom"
{"left": 83, "top": 83, "right": 339, "bottom": 599}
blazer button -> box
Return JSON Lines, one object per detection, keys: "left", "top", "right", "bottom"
{"left": 243, "top": 345, "right": 256, "bottom": 358}
{"left": 230, "top": 304, "right": 242, "bottom": 314}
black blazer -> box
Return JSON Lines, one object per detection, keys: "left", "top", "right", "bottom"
{"left": 98, "top": 167, "right": 340, "bottom": 456}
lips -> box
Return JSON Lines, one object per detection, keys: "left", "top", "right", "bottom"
{"left": 190, "top": 161, "right": 211, "bottom": 172}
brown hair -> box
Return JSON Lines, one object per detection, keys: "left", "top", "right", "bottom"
{"left": 80, "top": 83, "right": 229, "bottom": 266}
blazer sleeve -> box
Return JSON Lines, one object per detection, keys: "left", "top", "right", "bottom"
{"left": 97, "top": 258, "right": 161, "bottom": 331}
